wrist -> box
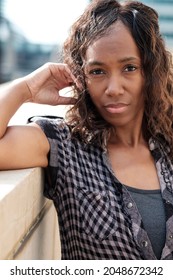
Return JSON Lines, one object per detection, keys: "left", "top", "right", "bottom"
{"left": 10, "top": 77, "right": 32, "bottom": 103}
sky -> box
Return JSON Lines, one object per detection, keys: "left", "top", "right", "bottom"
{"left": 4, "top": 0, "right": 89, "bottom": 44}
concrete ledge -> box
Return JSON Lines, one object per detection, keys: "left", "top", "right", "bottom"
{"left": 0, "top": 168, "right": 61, "bottom": 259}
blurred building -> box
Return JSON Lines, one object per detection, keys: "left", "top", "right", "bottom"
{"left": 0, "top": 0, "right": 58, "bottom": 83}
{"left": 142, "top": 0, "right": 173, "bottom": 50}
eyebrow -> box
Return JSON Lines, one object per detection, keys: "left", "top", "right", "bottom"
{"left": 85, "top": 57, "right": 140, "bottom": 67}
{"left": 118, "top": 56, "right": 140, "bottom": 63}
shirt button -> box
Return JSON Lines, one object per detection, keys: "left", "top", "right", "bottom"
{"left": 141, "top": 240, "right": 148, "bottom": 247}
{"left": 149, "top": 143, "right": 155, "bottom": 150}
{"left": 168, "top": 235, "right": 173, "bottom": 240}
{"left": 166, "top": 200, "right": 171, "bottom": 204}
{"left": 127, "top": 202, "right": 133, "bottom": 209}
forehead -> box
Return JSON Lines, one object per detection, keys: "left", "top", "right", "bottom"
{"left": 85, "top": 21, "right": 141, "bottom": 64}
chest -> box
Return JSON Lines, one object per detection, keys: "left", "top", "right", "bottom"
{"left": 107, "top": 145, "right": 160, "bottom": 190}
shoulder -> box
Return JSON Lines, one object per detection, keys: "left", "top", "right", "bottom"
{"left": 28, "top": 115, "right": 71, "bottom": 140}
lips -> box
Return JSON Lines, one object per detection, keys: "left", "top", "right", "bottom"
{"left": 104, "top": 103, "right": 128, "bottom": 114}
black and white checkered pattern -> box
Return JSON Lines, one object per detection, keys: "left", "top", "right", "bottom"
{"left": 31, "top": 117, "right": 173, "bottom": 260}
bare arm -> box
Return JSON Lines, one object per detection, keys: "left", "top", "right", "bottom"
{"left": 0, "top": 63, "right": 77, "bottom": 170}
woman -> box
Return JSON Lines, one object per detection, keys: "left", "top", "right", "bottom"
{"left": 0, "top": 0, "right": 173, "bottom": 259}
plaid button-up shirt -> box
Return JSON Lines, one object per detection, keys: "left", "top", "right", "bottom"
{"left": 32, "top": 116, "right": 173, "bottom": 260}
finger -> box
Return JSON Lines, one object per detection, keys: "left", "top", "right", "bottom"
{"left": 56, "top": 96, "right": 77, "bottom": 105}
{"left": 63, "top": 65, "right": 82, "bottom": 89}
{"left": 51, "top": 63, "right": 82, "bottom": 91}
{"left": 63, "top": 64, "right": 76, "bottom": 80}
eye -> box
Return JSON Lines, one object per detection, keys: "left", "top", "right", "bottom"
{"left": 124, "top": 65, "right": 137, "bottom": 72}
{"left": 88, "top": 68, "right": 105, "bottom": 75}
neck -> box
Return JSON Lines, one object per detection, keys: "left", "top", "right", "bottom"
{"left": 108, "top": 122, "right": 146, "bottom": 148}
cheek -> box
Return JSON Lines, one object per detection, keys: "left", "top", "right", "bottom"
{"left": 86, "top": 82, "right": 97, "bottom": 99}
{"left": 132, "top": 78, "right": 145, "bottom": 101}
{"left": 134, "top": 90, "right": 145, "bottom": 110}
{"left": 85, "top": 81, "right": 101, "bottom": 108}
{"left": 86, "top": 79, "right": 104, "bottom": 100}
{"left": 88, "top": 92, "right": 98, "bottom": 105}
{"left": 88, "top": 91, "right": 101, "bottom": 111}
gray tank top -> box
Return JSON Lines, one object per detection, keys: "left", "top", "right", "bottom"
{"left": 126, "top": 186, "right": 166, "bottom": 259}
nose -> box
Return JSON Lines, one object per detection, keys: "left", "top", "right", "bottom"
{"left": 105, "top": 74, "right": 124, "bottom": 97}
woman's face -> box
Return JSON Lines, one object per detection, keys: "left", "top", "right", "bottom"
{"left": 84, "top": 21, "right": 145, "bottom": 130}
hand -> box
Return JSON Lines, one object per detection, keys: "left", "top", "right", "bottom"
{"left": 25, "top": 63, "right": 78, "bottom": 105}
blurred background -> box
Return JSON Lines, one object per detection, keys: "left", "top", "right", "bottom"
{"left": 0, "top": 0, "right": 89, "bottom": 83}
{"left": 0, "top": 0, "right": 173, "bottom": 84}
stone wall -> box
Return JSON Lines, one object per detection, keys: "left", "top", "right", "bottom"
{"left": 0, "top": 167, "right": 61, "bottom": 260}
